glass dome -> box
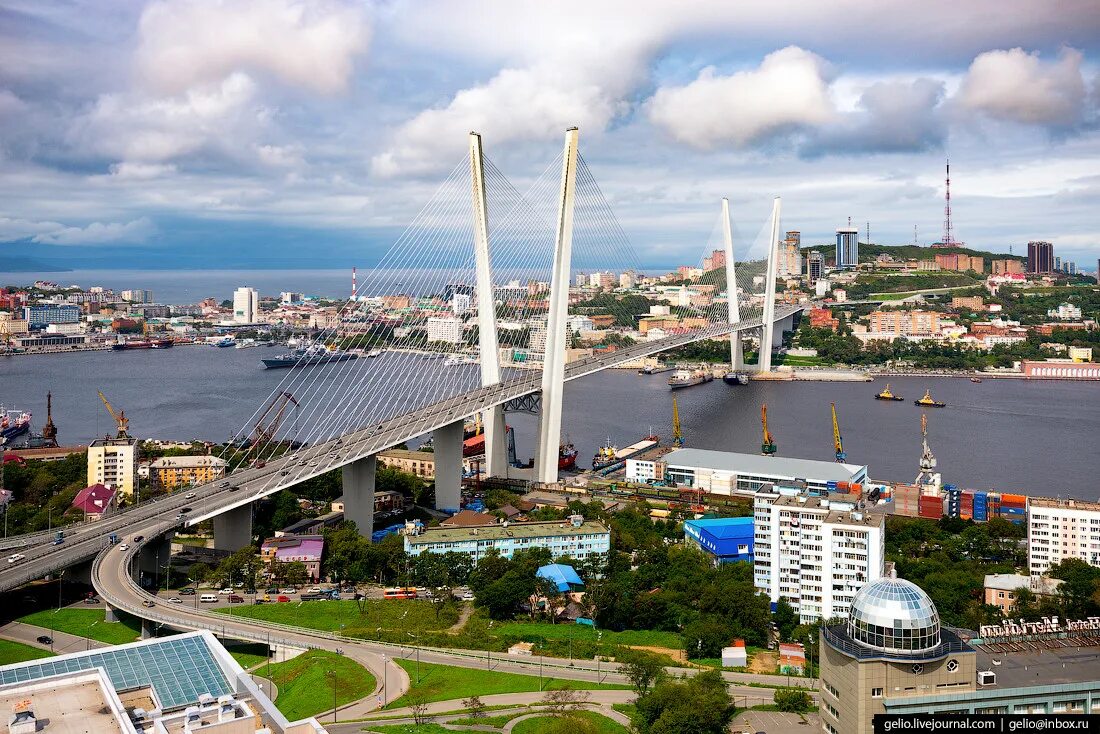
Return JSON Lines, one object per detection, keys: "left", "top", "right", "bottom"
{"left": 847, "top": 578, "right": 940, "bottom": 655}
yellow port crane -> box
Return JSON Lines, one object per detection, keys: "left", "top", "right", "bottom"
{"left": 97, "top": 390, "right": 130, "bottom": 438}
{"left": 671, "top": 396, "right": 684, "bottom": 446}
{"left": 831, "top": 402, "right": 846, "bottom": 462}
{"left": 761, "top": 403, "right": 776, "bottom": 456}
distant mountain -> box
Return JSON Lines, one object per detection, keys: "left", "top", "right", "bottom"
{"left": 0, "top": 254, "right": 72, "bottom": 273}
{"left": 801, "top": 242, "right": 1026, "bottom": 267}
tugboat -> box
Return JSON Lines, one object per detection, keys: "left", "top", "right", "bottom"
{"left": 874, "top": 384, "right": 904, "bottom": 401}
{"left": 722, "top": 371, "right": 749, "bottom": 386}
{"left": 914, "top": 389, "right": 946, "bottom": 408}
{"left": 970, "top": 377, "right": 982, "bottom": 383}
{"left": 558, "top": 442, "right": 578, "bottom": 471}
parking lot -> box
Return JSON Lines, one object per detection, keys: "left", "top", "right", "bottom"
{"left": 730, "top": 709, "right": 819, "bottom": 733}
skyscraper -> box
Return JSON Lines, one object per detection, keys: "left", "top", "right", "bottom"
{"left": 835, "top": 227, "right": 859, "bottom": 269}
{"left": 806, "top": 251, "right": 824, "bottom": 284}
{"left": 1027, "top": 241, "right": 1054, "bottom": 274}
{"left": 232, "top": 286, "right": 258, "bottom": 323}
{"left": 778, "top": 231, "right": 802, "bottom": 277}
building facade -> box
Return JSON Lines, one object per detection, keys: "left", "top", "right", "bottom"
{"left": 835, "top": 227, "right": 859, "bottom": 269}
{"left": 232, "top": 286, "right": 259, "bottom": 323}
{"left": 23, "top": 304, "right": 80, "bottom": 328}
{"left": 1028, "top": 497, "right": 1100, "bottom": 574}
{"left": 87, "top": 437, "right": 139, "bottom": 498}
{"left": 1027, "top": 241, "right": 1055, "bottom": 274}
{"left": 983, "top": 573, "right": 1062, "bottom": 613}
{"left": 426, "top": 316, "right": 463, "bottom": 344}
{"left": 867, "top": 310, "right": 941, "bottom": 337}
{"left": 806, "top": 251, "right": 824, "bottom": 283}
{"left": 684, "top": 517, "right": 754, "bottom": 564}
{"left": 754, "top": 492, "right": 884, "bottom": 623}
{"left": 404, "top": 516, "right": 610, "bottom": 564}
{"left": 149, "top": 455, "right": 228, "bottom": 489}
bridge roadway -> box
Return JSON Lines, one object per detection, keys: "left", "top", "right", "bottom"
{"left": 0, "top": 305, "right": 798, "bottom": 595}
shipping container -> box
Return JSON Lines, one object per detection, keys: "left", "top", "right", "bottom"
{"left": 974, "top": 505, "right": 988, "bottom": 522}
{"left": 1001, "top": 493, "right": 1027, "bottom": 505}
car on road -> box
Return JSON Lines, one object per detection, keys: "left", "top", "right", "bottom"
{"left": 309, "top": 586, "right": 323, "bottom": 594}
{"left": 227, "top": 594, "right": 245, "bottom": 604}
{"left": 6, "top": 554, "right": 25, "bottom": 563}
{"left": 219, "top": 480, "right": 230, "bottom": 488}
{"left": 118, "top": 544, "right": 129, "bottom": 551}
{"left": 264, "top": 587, "right": 278, "bottom": 594}
{"left": 200, "top": 594, "right": 218, "bottom": 603}
{"left": 228, "top": 485, "right": 240, "bottom": 492}
{"left": 142, "top": 600, "right": 156, "bottom": 608}
{"left": 83, "top": 596, "right": 99, "bottom": 604}
{"left": 280, "top": 588, "right": 296, "bottom": 594}
{"left": 276, "top": 595, "right": 291, "bottom": 603}
{"left": 132, "top": 535, "right": 144, "bottom": 543}
{"left": 178, "top": 587, "right": 196, "bottom": 595}
{"left": 36, "top": 635, "right": 52, "bottom": 645}
{"left": 280, "top": 470, "right": 289, "bottom": 476}
{"left": 218, "top": 588, "right": 233, "bottom": 595}
{"left": 180, "top": 507, "right": 192, "bottom": 513}
{"left": 185, "top": 492, "right": 196, "bottom": 499}
{"left": 168, "top": 597, "right": 182, "bottom": 604}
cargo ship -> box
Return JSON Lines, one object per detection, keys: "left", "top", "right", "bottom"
{"left": 0, "top": 408, "right": 31, "bottom": 441}
{"left": 558, "top": 442, "right": 578, "bottom": 470}
{"left": 235, "top": 339, "right": 262, "bottom": 349}
{"left": 592, "top": 435, "right": 659, "bottom": 471}
{"left": 668, "top": 368, "right": 712, "bottom": 389}
{"left": 874, "top": 384, "right": 904, "bottom": 401}
{"left": 261, "top": 345, "right": 359, "bottom": 369}
{"left": 914, "top": 389, "right": 946, "bottom": 408}
{"left": 111, "top": 339, "right": 174, "bottom": 350}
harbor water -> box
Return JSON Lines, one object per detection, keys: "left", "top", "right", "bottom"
{"left": 2, "top": 347, "right": 1098, "bottom": 497}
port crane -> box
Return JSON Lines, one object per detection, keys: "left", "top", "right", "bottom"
{"left": 671, "top": 397, "right": 684, "bottom": 447}
{"left": 916, "top": 413, "right": 940, "bottom": 488}
{"left": 97, "top": 390, "right": 130, "bottom": 438}
{"left": 831, "top": 402, "right": 846, "bottom": 462}
{"left": 252, "top": 391, "right": 299, "bottom": 447}
{"left": 761, "top": 403, "right": 776, "bottom": 456}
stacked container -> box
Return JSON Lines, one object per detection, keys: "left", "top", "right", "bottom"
{"left": 945, "top": 487, "right": 962, "bottom": 518}
{"left": 999, "top": 493, "right": 1027, "bottom": 523}
{"left": 893, "top": 483, "right": 921, "bottom": 517}
{"left": 961, "top": 490, "right": 976, "bottom": 520}
{"left": 973, "top": 491, "right": 989, "bottom": 522}
{"left": 919, "top": 493, "right": 945, "bottom": 519}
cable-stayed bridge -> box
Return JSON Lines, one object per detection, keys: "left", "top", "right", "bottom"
{"left": 1, "top": 128, "right": 800, "bottom": 593}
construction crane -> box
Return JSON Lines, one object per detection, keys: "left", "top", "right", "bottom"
{"left": 831, "top": 402, "right": 846, "bottom": 462}
{"left": 671, "top": 397, "right": 684, "bottom": 447}
{"left": 97, "top": 390, "right": 129, "bottom": 438}
{"left": 761, "top": 403, "right": 776, "bottom": 456}
{"left": 252, "top": 391, "right": 299, "bottom": 447}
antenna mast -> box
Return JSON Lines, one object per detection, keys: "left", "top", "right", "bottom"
{"left": 942, "top": 159, "right": 954, "bottom": 247}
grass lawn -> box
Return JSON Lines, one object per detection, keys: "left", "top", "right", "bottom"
{"left": 0, "top": 639, "right": 54, "bottom": 665}
{"left": 512, "top": 710, "right": 630, "bottom": 734}
{"left": 256, "top": 649, "right": 375, "bottom": 721}
{"left": 363, "top": 725, "right": 453, "bottom": 734}
{"left": 387, "top": 658, "right": 628, "bottom": 709}
{"left": 224, "top": 642, "right": 269, "bottom": 670}
{"left": 492, "top": 621, "right": 681, "bottom": 650}
{"left": 215, "top": 599, "right": 458, "bottom": 636}
{"left": 18, "top": 608, "right": 142, "bottom": 645}
{"left": 448, "top": 709, "right": 539, "bottom": 727}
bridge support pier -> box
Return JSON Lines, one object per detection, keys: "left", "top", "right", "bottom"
{"left": 213, "top": 505, "right": 252, "bottom": 552}
{"left": 141, "top": 618, "right": 156, "bottom": 640}
{"left": 433, "top": 420, "right": 463, "bottom": 511}
{"left": 341, "top": 455, "right": 376, "bottom": 538}
{"left": 105, "top": 602, "right": 121, "bottom": 623}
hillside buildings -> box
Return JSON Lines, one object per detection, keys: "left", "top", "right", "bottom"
{"left": 149, "top": 455, "right": 228, "bottom": 489}
{"left": 404, "top": 515, "right": 610, "bottom": 564}
{"left": 87, "top": 436, "right": 139, "bottom": 498}
{"left": 1028, "top": 497, "right": 1100, "bottom": 575}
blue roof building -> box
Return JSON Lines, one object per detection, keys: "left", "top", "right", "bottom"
{"left": 536, "top": 563, "right": 585, "bottom": 593}
{"left": 684, "top": 516, "right": 754, "bottom": 564}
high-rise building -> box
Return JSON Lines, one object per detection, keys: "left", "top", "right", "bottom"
{"left": 120, "top": 289, "right": 153, "bottom": 303}
{"left": 992, "top": 259, "right": 1024, "bottom": 275}
{"left": 806, "top": 251, "right": 824, "bottom": 284}
{"left": 232, "top": 286, "right": 258, "bottom": 323}
{"left": 835, "top": 227, "right": 859, "bottom": 269}
{"left": 23, "top": 304, "right": 80, "bottom": 328}
{"left": 1028, "top": 497, "right": 1100, "bottom": 575}
{"left": 87, "top": 437, "right": 139, "bottom": 498}
{"left": 778, "top": 232, "right": 802, "bottom": 277}
{"left": 618, "top": 271, "right": 636, "bottom": 289}
{"left": 754, "top": 490, "right": 884, "bottom": 623}
{"left": 1055, "top": 255, "right": 1062, "bottom": 272}
{"left": 425, "top": 316, "right": 463, "bottom": 344}
{"left": 1027, "top": 241, "right": 1054, "bottom": 274}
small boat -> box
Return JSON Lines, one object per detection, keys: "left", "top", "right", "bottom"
{"left": 722, "top": 371, "right": 749, "bottom": 386}
{"left": 668, "top": 368, "right": 712, "bottom": 389}
{"left": 874, "top": 384, "right": 904, "bottom": 401}
{"left": 914, "top": 389, "right": 946, "bottom": 408}
{"left": 970, "top": 377, "right": 982, "bottom": 383}
{"left": 367, "top": 349, "right": 383, "bottom": 358}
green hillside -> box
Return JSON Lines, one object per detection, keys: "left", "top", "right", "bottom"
{"left": 802, "top": 242, "right": 1025, "bottom": 268}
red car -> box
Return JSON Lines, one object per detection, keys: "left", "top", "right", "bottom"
{"left": 277, "top": 595, "right": 291, "bottom": 603}
{"left": 227, "top": 594, "right": 245, "bottom": 604}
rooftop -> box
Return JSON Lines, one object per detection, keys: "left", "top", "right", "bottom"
{"left": 684, "top": 516, "right": 754, "bottom": 538}
{"left": 0, "top": 672, "right": 125, "bottom": 734}
{"left": 663, "top": 448, "right": 866, "bottom": 483}
{"left": 537, "top": 563, "right": 584, "bottom": 592}
{"left": 149, "top": 455, "right": 227, "bottom": 469}
{"left": 1030, "top": 496, "right": 1100, "bottom": 512}
{"left": 974, "top": 638, "right": 1100, "bottom": 691}
{"left": 439, "top": 509, "right": 497, "bottom": 527}
{"left": 408, "top": 520, "right": 609, "bottom": 545}
{"left": 984, "top": 573, "right": 1063, "bottom": 595}
{"left": 770, "top": 495, "right": 883, "bottom": 528}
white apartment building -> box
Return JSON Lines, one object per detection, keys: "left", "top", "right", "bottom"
{"left": 87, "top": 437, "right": 140, "bottom": 498}
{"left": 426, "top": 316, "right": 463, "bottom": 344}
{"left": 754, "top": 490, "right": 885, "bottom": 623}
{"left": 1028, "top": 497, "right": 1100, "bottom": 575}
{"left": 233, "top": 286, "right": 259, "bottom": 323}
{"left": 1047, "top": 303, "right": 1083, "bottom": 320}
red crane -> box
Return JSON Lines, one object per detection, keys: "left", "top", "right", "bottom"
{"left": 252, "top": 392, "right": 299, "bottom": 447}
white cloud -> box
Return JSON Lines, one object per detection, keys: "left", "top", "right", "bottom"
{"left": 0, "top": 89, "right": 26, "bottom": 117}
{"left": 30, "top": 217, "right": 156, "bottom": 245}
{"left": 0, "top": 216, "right": 65, "bottom": 241}
{"left": 135, "top": 0, "right": 370, "bottom": 95}
{"left": 807, "top": 78, "right": 947, "bottom": 156}
{"left": 955, "top": 47, "right": 1087, "bottom": 126}
{"left": 646, "top": 47, "right": 835, "bottom": 149}
{"left": 106, "top": 162, "right": 179, "bottom": 179}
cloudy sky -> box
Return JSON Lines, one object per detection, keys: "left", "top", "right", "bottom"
{"left": 2, "top": 0, "right": 1099, "bottom": 271}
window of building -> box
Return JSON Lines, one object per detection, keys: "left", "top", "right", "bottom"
{"left": 871, "top": 688, "right": 883, "bottom": 698}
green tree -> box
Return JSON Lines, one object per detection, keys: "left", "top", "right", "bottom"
{"left": 620, "top": 650, "right": 667, "bottom": 697}
{"left": 774, "top": 687, "right": 812, "bottom": 713}
{"left": 774, "top": 598, "right": 798, "bottom": 641}
{"left": 635, "top": 670, "right": 735, "bottom": 734}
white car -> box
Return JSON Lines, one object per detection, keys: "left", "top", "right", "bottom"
{"left": 168, "top": 597, "right": 183, "bottom": 604}
{"left": 118, "top": 544, "right": 129, "bottom": 551}
{"left": 185, "top": 492, "right": 196, "bottom": 499}
{"left": 309, "top": 586, "right": 323, "bottom": 594}
{"left": 462, "top": 591, "right": 474, "bottom": 601}
{"left": 6, "top": 554, "right": 25, "bottom": 563}
{"left": 218, "top": 588, "right": 233, "bottom": 595}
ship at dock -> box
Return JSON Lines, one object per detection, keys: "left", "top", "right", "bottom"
{"left": 592, "top": 435, "right": 659, "bottom": 471}
{"left": 111, "top": 339, "right": 174, "bottom": 350}
{"left": 0, "top": 408, "right": 31, "bottom": 442}
{"left": 261, "top": 345, "right": 359, "bottom": 369}
{"left": 668, "top": 368, "right": 712, "bottom": 389}
{"left": 722, "top": 371, "right": 749, "bottom": 385}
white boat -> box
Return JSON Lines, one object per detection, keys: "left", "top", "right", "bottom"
{"left": 668, "top": 368, "right": 711, "bottom": 389}
{"left": 443, "top": 355, "right": 464, "bottom": 367}
{"left": 235, "top": 339, "right": 260, "bottom": 349}
{"left": 367, "top": 349, "right": 384, "bottom": 358}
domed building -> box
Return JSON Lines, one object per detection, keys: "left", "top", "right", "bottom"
{"left": 820, "top": 575, "right": 975, "bottom": 734}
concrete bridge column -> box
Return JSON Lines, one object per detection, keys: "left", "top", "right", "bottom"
{"left": 433, "top": 420, "right": 463, "bottom": 512}
{"left": 341, "top": 455, "right": 376, "bottom": 538}
{"left": 141, "top": 618, "right": 157, "bottom": 640}
{"left": 213, "top": 505, "right": 253, "bottom": 552}
{"left": 105, "top": 602, "right": 121, "bottom": 623}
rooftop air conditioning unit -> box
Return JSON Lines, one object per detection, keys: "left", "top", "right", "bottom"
{"left": 977, "top": 671, "right": 996, "bottom": 686}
